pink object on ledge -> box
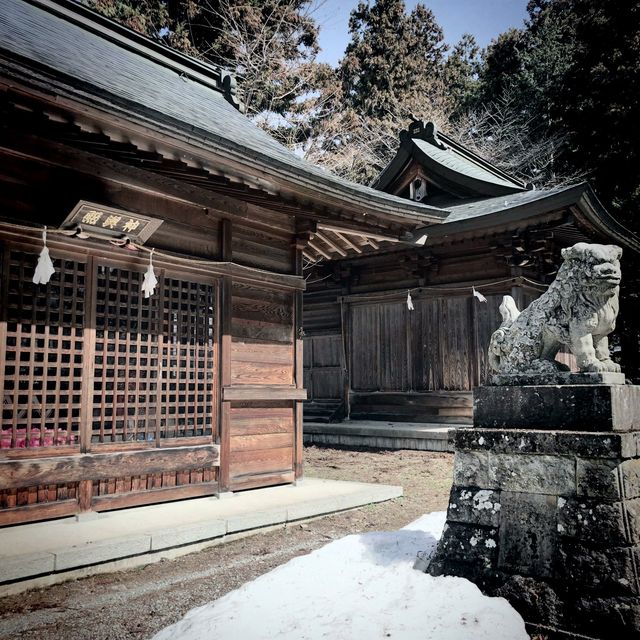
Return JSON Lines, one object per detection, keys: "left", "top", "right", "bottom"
{"left": 0, "top": 428, "right": 76, "bottom": 449}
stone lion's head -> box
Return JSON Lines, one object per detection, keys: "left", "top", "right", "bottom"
{"left": 559, "top": 243, "right": 622, "bottom": 293}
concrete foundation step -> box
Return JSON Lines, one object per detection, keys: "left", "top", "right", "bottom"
{"left": 0, "top": 477, "right": 402, "bottom": 595}
{"left": 304, "top": 420, "right": 467, "bottom": 452}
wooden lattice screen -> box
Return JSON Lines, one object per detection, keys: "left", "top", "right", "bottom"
{"left": 91, "top": 266, "right": 216, "bottom": 444}
{"left": 159, "top": 276, "right": 215, "bottom": 439}
{"left": 1, "top": 249, "right": 217, "bottom": 451}
{"left": 1, "top": 250, "right": 85, "bottom": 449}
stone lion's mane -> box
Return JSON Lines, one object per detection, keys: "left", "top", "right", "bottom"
{"left": 547, "top": 253, "right": 619, "bottom": 326}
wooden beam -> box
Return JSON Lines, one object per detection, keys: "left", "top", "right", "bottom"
{"left": 92, "top": 483, "right": 217, "bottom": 512}
{"left": 358, "top": 235, "right": 380, "bottom": 249}
{"left": 318, "top": 223, "right": 403, "bottom": 243}
{"left": 315, "top": 231, "right": 347, "bottom": 257}
{"left": 0, "top": 445, "right": 220, "bottom": 490}
{"left": 0, "top": 500, "right": 78, "bottom": 527}
{"left": 222, "top": 386, "right": 307, "bottom": 401}
{"left": 330, "top": 230, "right": 362, "bottom": 254}
{"left": 0, "top": 224, "right": 306, "bottom": 291}
{"left": 308, "top": 240, "right": 332, "bottom": 261}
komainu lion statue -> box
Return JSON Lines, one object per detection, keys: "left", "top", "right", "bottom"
{"left": 489, "top": 243, "right": 622, "bottom": 375}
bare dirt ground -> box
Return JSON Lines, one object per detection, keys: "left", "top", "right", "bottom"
{"left": 0, "top": 446, "right": 454, "bottom": 640}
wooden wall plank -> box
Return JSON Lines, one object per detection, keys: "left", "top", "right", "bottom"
{"left": 230, "top": 432, "right": 293, "bottom": 452}
{"left": 350, "top": 304, "right": 379, "bottom": 391}
{"left": 379, "top": 303, "right": 409, "bottom": 391}
{"left": 229, "top": 403, "right": 294, "bottom": 481}
{"left": 229, "top": 447, "right": 293, "bottom": 477}
{"left": 230, "top": 405, "right": 293, "bottom": 434}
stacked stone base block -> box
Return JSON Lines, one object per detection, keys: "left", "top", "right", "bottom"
{"left": 427, "top": 426, "right": 640, "bottom": 639}
{"left": 474, "top": 383, "right": 640, "bottom": 430}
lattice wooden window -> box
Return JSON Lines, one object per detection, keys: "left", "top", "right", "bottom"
{"left": 92, "top": 266, "right": 216, "bottom": 443}
{"left": 1, "top": 250, "right": 85, "bottom": 449}
{"left": 92, "top": 265, "right": 161, "bottom": 443}
{"left": 0, "top": 247, "right": 216, "bottom": 450}
{"left": 160, "top": 278, "right": 215, "bottom": 439}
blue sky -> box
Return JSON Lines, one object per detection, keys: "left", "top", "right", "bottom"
{"left": 313, "top": 0, "right": 529, "bottom": 66}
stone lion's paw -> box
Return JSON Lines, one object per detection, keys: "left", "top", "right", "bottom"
{"left": 599, "top": 359, "right": 621, "bottom": 373}
{"left": 583, "top": 360, "right": 607, "bottom": 373}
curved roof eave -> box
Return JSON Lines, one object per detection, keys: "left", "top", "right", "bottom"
{"left": 574, "top": 185, "right": 640, "bottom": 254}
{"left": 424, "top": 182, "right": 640, "bottom": 255}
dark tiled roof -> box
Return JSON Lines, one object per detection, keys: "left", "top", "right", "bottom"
{"left": 412, "top": 139, "right": 525, "bottom": 192}
{"left": 442, "top": 185, "right": 579, "bottom": 224}
{"left": 433, "top": 182, "right": 640, "bottom": 255}
{"left": 0, "top": 0, "right": 447, "bottom": 224}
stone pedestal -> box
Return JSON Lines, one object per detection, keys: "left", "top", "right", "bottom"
{"left": 426, "top": 384, "right": 640, "bottom": 639}
{"left": 475, "top": 383, "right": 640, "bottom": 431}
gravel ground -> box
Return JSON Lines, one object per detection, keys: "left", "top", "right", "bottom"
{"left": 0, "top": 446, "right": 454, "bottom": 640}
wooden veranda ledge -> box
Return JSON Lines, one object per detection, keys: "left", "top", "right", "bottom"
{"left": 0, "top": 445, "right": 219, "bottom": 490}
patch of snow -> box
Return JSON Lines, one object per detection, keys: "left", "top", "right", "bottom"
{"left": 478, "top": 436, "right": 485, "bottom": 445}
{"left": 151, "top": 511, "right": 528, "bottom": 640}
{"left": 558, "top": 497, "right": 566, "bottom": 509}
{"left": 485, "top": 539, "right": 497, "bottom": 549}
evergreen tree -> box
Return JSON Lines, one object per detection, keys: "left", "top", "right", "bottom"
{"left": 299, "top": 0, "right": 453, "bottom": 184}
{"left": 557, "top": 0, "right": 640, "bottom": 223}
{"left": 340, "top": 0, "right": 448, "bottom": 119}
{"left": 471, "top": 0, "right": 640, "bottom": 225}
{"left": 444, "top": 33, "right": 481, "bottom": 116}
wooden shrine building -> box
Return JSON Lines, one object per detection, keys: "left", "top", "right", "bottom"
{"left": 0, "top": 0, "right": 450, "bottom": 525}
{"left": 303, "top": 120, "right": 640, "bottom": 424}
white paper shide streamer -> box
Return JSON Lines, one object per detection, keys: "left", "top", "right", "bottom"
{"left": 142, "top": 248, "right": 158, "bottom": 298}
{"left": 32, "top": 226, "right": 55, "bottom": 285}
{"left": 406, "top": 290, "right": 414, "bottom": 311}
{"left": 472, "top": 286, "right": 487, "bottom": 303}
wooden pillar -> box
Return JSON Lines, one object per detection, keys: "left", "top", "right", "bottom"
{"left": 292, "top": 228, "right": 310, "bottom": 480}
{"left": 218, "top": 220, "right": 233, "bottom": 492}
{"left": 341, "top": 299, "right": 352, "bottom": 419}
{"left": 80, "top": 255, "right": 96, "bottom": 455}
{"left": 78, "top": 258, "right": 97, "bottom": 512}
{"left": 292, "top": 224, "right": 316, "bottom": 479}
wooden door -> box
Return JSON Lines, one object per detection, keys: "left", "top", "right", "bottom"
{"left": 303, "top": 335, "right": 345, "bottom": 401}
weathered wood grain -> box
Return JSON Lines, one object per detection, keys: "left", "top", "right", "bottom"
{"left": 230, "top": 432, "right": 293, "bottom": 452}
{"left": 0, "top": 446, "right": 220, "bottom": 490}
{"left": 229, "top": 405, "right": 293, "bottom": 433}
{"left": 0, "top": 499, "right": 78, "bottom": 527}
{"left": 230, "top": 358, "right": 294, "bottom": 385}
{"left": 230, "top": 471, "right": 295, "bottom": 492}
{"left": 92, "top": 482, "right": 217, "bottom": 511}
{"left": 229, "top": 446, "right": 293, "bottom": 478}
